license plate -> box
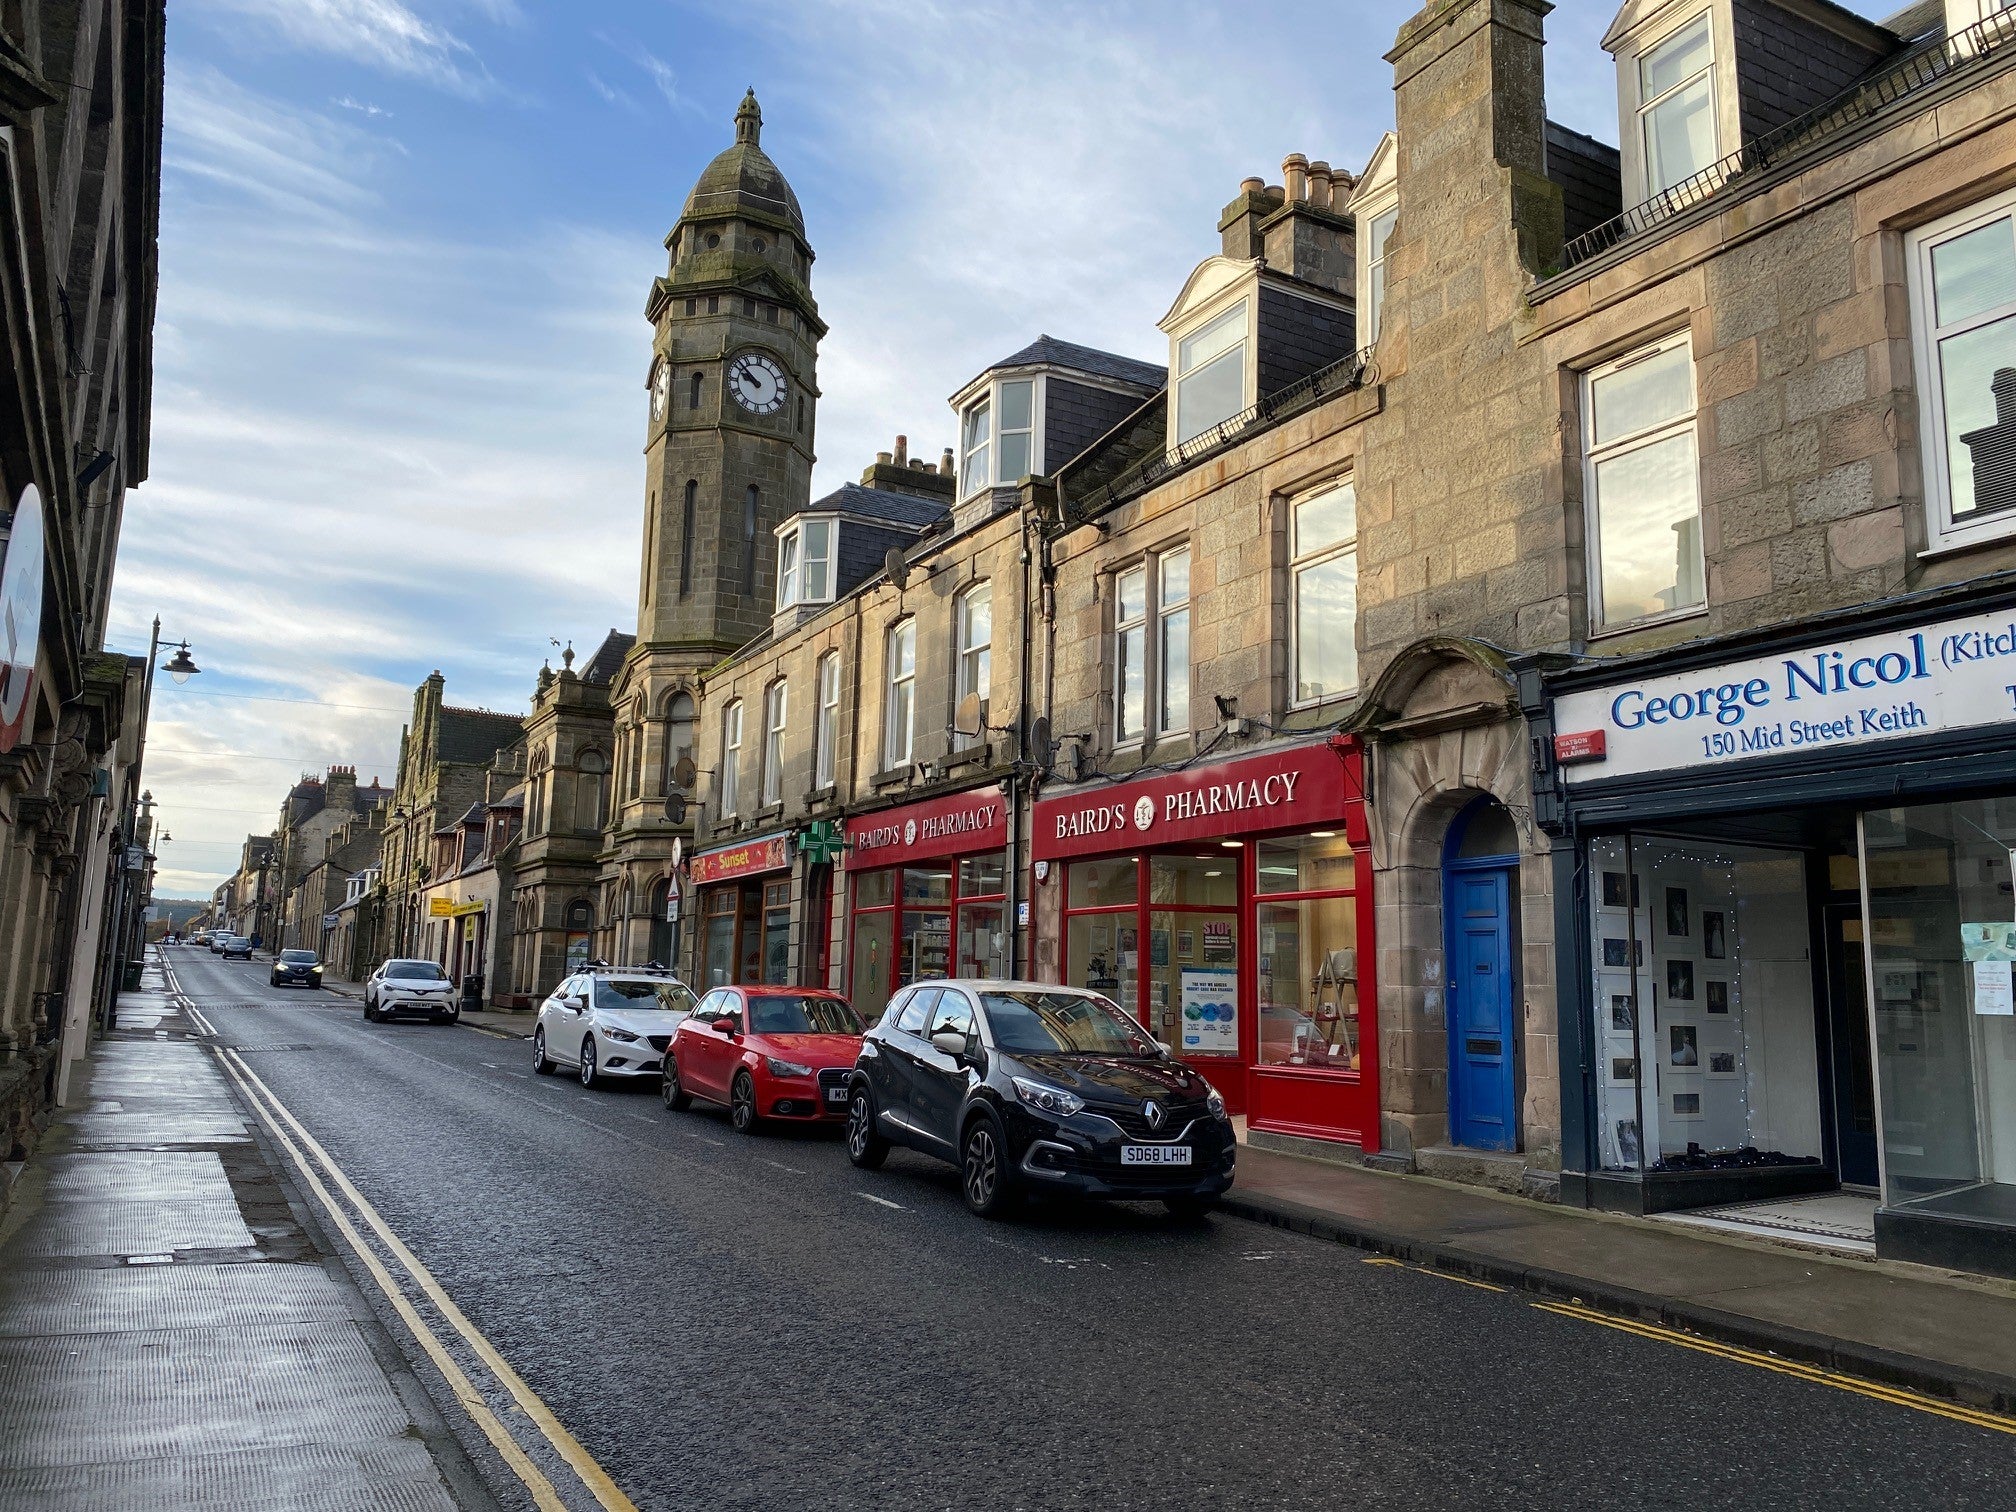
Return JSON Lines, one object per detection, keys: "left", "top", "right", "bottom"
{"left": 824, "top": 1087, "right": 850, "bottom": 1104}
{"left": 1120, "top": 1145, "right": 1193, "bottom": 1167}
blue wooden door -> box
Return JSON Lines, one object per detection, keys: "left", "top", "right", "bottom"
{"left": 1448, "top": 868, "right": 1517, "bottom": 1151}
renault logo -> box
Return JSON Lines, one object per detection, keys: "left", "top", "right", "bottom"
{"left": 1143, "top": 1100, "right": 1165, "bottom": 1130}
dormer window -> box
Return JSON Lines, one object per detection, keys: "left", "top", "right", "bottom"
{"left": 1350, "top": 133, "right": 1398, "bottom": 348}
{"left": 775, "top": 517, "right": 834, "bottom": 608}
{"left": 1172, "top": 299, "right": 1249, "bottom": 444}
{"left": 958, "top": 378, "right": 1038, "bottom": 498}
{"left": 1638, "top": 14, "right": 1717, "bottom": 196}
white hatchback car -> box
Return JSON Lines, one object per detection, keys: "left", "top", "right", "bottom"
{"left": 364, "top": 958, "right": 459, "bottom": 1023}
{"left": 533, "top": 969, "right": 698, "bottom": 1088}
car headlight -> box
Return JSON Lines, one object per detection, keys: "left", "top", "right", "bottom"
{"left": 1011, "top": 1076, "right": 1084, "bottom": 1117}
{"left": 310, "top": 966, "right": 322, "bottom": 975}
{"left": 1206, "top": 1087, "right": 1228, "bottom": 1121}
{"left": 765, "top": 1057, "right": 813, "bottom": 1078}
{"left": 601, "top": 1027, "right": 640, "bottom": 1044}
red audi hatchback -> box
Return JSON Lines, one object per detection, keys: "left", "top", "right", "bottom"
{"left": 662, "top": 986, "right": 864, "bottom": 1134}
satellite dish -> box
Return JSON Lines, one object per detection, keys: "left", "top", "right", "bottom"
{"left": 1028, "top": 715, "right": 1054, "bottom": 770}
{"left": 884, "top": 546, "right": 911, "bottom": 590}
{"left": 955, "top": 692, "right": 984, "bottom": 738}
{"left": 673, "top": 754, "right": 698, "bottom": 790}
{"left": 665, "top": 792, "right": 689, "bottom": 825}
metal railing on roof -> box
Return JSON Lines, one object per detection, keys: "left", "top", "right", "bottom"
{"left": 1560, "top": 9, "right": 2016, "bottom": 270}
{"left": 1075, "top": 344, "right": 1379, "bottom": 515}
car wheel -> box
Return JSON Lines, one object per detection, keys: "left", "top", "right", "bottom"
{"left": 729, "top": 1072, "right": 760, "bottom": 1135}
{"left": 363, "top": 998, "right": 379, "bottom": 1022}
{"left": 579, "top": 1037, "right": 602, "bottom": 1090}
{"left": 845, "top": 1087, "right": 889, "bottom": 1170}
{"left": 661, "top": 1054, "right": 691, "bottom": 1111}
{"left": 1162, "top": 1195, "right": 1217, "bottom": 1221}
{"left": 532, "top": 1027, "right": 554, "bottom": 1075}
{"left": 961, "top": 1110, "right": 1018, "bottom": 1219}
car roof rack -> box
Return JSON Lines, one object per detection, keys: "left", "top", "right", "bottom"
{"left": 588, "top": 961, "right": 685, "bottom": 978}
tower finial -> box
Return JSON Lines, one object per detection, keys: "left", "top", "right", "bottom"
{"left": 735, "top": 88, "right": 761, "bottom": 146}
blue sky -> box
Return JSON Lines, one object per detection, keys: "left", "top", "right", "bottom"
{"left": 113, "top": 0, "right": 1895, "bottom": 894}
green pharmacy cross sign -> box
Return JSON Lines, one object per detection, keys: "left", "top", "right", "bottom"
{"left": 796, "top": 820, "right": 845, "bottom": 863}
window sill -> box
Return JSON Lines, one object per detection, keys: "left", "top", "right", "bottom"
{"left": 805, "top": 784, "right": 838, "bottom": 809}
{"left": 870, "top": 767, "right": 910, "bottom": 792}
{"left": 942, "top": 743, "right": 992, "bottom": 769}
{"left": 755, "top": 803, "right": 785, "bottom": 825}
{"left": 1917, "top": 523, "right": 2016, "bottom": 560}
{"left": 1587, "top": 605, "right": 1707, "bottom": 643}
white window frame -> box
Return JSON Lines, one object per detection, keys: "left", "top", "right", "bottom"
{"left": 1611, "top": 6, "right": 1737, "bottom": 208}
{"left": 720, "top": 700, "right": 743, "bottom": 817}
{"left": 1581, "top": 332, "right": 1706, "bottom": 634}
{"left": 884, "top": 619, "right": 916, "bottom": 770}
{"left": 759, "top": 680, "right": 787, "bottom": 807}
{"left": 1908, "top": 184, "right": 2016, "bottom": 554}
{"left": 1169, "top": 297, "right": 1253, "bottom": 447}
{"left": 1112, "top": 547, "right": 1192, "bottom": 747}
{"left": 953, "top": 582, "right": 992, "bottom": 750}
{"left": 774, "top": 516, "right": 835, "bottom": 608}
{"left": 814, "top": 650, "right": 840, "bottom": 789}
{"left": 1288, "top": 480, "right": 1360, "bottom": 707}
{"left": 958, "top": 377, "right": 1045, "bottom": 500}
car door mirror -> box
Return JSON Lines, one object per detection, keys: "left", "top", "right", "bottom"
{"left": 717, "top": 1017, "right": 740, "bottom": 1036}
{"left": 929, "top": 1030, "right": 970, "bottom": 1061}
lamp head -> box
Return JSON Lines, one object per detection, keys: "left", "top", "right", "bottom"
{"left": 162, "top": 644, "right": 199, "bottom": 683}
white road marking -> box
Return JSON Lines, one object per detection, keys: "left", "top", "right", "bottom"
{"left": 857, "top": 1192, "right": 904, "bottom": 1210}
{"left": 762, "top": 1159, "right": 806, "bottom": 1175}
{"left": 696, "top": 1136, "right": 725, "bottom": 1148}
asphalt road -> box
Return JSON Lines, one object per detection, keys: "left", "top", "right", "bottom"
{"left": 165, "top": 947, "right": 2016, "bottom": 1512}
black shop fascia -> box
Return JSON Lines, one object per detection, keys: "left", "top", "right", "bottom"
{"left": 1518, "top": 577, "right": 2016, "bottom": 1281}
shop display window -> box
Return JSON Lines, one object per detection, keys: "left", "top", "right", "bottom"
{"left": 1588, "top": 835, "right": 1822, "bottom": 1173}
{"left": 1256, "top": 897, "right": 1358, "bottom": 1069}
{"left": 762, "top": 880, "right": 790, "bottom": 985}
{"left": 1068, "top": 857, "right": 1137, "bottom": 908}
{"left": 849, "top": 850, "right": 1007, "bottom": 1025}
{"left": 1865, "top": 800, "right": 2016, "bottom": 1221}
{"left": 1256, "top": 833, "right": 1356, "bottom": 894}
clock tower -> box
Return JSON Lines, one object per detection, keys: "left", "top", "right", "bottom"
{"left": 638, "top": 89, "right": 822, "bottom": 653}
{"left": 598, "top": 90, "right": 823, "bottom": 969}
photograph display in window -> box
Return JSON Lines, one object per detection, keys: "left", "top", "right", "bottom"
{"left": 1588, "top": 836, "right": 1824, "bottom": 1174}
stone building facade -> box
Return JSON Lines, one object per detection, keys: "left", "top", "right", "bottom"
{"left": 0, "top": 0, "right": 164, "bottom": 1169}
{"left": 269, "top": 767, "right": 390, "bottom": 951}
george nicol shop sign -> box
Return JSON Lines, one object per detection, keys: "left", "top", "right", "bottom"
{"left": 1552, "top": 607, "right": 2016, "bottom": 783}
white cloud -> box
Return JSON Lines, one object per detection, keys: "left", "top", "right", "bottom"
{"left": 334, "top": 95, "right": 394, "bottom": 118}
{"left": 184, "top": 0, "right": 495, "bottom": 96}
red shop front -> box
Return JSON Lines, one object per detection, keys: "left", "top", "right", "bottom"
{"left": 844, "top": 787, "right": 1009, "bottom": 1026}
{"left": 1031, "top": 738, "right": 1377, "bottom": 1150}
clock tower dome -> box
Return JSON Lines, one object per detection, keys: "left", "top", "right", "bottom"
{"left": 639, "top": 89, "right": 822, "bottom": 654}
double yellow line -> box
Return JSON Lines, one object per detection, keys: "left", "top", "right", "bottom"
{"left": 1533, "top": 1301, "right": 2016, "bottom": 1436}
{"left": 214, "top": 1044, "right": 639, "bottom": 1511}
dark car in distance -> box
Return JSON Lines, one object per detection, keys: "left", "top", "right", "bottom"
{"left": 270, "top": 949, "right": 323, "bottom": 989}
{"left": 846, "top": 980, "right": 1235, "bottom": 1219}
{"left": 217, "top": 934, "right": 253, "bottom": 960}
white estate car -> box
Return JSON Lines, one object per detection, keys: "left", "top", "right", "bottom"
{"left": 533, "top": 968, "right": 698, "bottom": 1089}
{"left": 363, "top": 958, "right": 459, "bottom": 1023}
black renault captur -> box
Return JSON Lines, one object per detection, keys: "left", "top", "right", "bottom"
{"left": 845, "top": 979, "right": 1236, "bottom": 1219}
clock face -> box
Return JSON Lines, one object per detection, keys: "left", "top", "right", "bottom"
{"left": 727, "top": 351, "right": 788, "bottom": 415}
{"left": 651, "top": 362, "right": 670, "bottom": 420}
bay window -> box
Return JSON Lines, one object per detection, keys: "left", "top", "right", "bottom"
{"left": 1583, "top": 335, "right": 1704, "bottom": 631}
{"left": 776, "top": 517, "right": 834, "bottom": 608}
{"left": 1291, "top": 481, "right": 1359, "bottom": 703}
{"left": 1173, "top": 300, "right": 1249, "bottom": 445}
{"left": 885, "top": 619, "right": 916, "bottom": 769}
{"left": 1909, "top": 186, "right": 2016, "bottom": 550}
{"left": 958, "top": 379, "right": 1038, "bottom": 497}
{"left": 720, "top": 700, "right": 742, "bottom": 817}
{"left": 1638, "top": 13, "right": 1718, "bottom": 198}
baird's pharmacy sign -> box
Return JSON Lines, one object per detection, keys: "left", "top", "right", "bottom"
{"left": 1553, "top": 608, "right": 2016, "bottom": 783}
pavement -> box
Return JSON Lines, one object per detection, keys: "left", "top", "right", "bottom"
{"left": 0, "top": 952, "right": 496, "bottom": 1511}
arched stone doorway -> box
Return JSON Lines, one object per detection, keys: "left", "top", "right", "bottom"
{"left": 1443, "top": 796, "right": 1522, "bottom": 1151}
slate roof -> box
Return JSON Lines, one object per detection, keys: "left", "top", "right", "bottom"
{"left": 582, "top": 629, "right": 635, "bottom": 685}
{"left": 438, "top": 706, "right": 525, "bottom": 766}
{"left": 803, "top": 482, "right": 947, "bottom": 531}
{"left": 984, "top": 335, "right": 1165, "bottom": 391}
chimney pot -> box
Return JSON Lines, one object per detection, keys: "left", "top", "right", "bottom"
{"left": 876, "top": 450, "right": 893, "bottom": 466}
{"left": 1308, "top": 161, "right": 1332, "bottom": 210}
{"left": 941, "top": 447, "right": 955, "bottom": 475}
{"left": 1282, "top": 154, "right": 1309, "bottom": 203}
{"left": 894, "top": 434, "right": 909, "bottom": 464}
{"left": 1239, "top": 175, "right": 1265, "bottom": 195}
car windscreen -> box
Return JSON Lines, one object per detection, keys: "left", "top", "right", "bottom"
{"left": 594, "top": 978, "right": 698, "bottom": 1014}
{"left": 980, "top": 991, "right": 1157, "bottom": 1057}
{"left": 280, "top": 951, "right": 318, "bottom": 964}
{"left": 385, "top": 961, "right": 447, "bottom": 980}
{"left": 746, "top": 994, "right": 862, "bottom": 1036}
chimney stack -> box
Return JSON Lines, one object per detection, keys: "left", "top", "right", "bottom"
{"left": 1259, "top": 151, "right": 1352, "bottom": 295}
{"left": 1220, "top": 176, "right": 1286, "bottom": 259}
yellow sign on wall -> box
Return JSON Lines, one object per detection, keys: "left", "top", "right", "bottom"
{"left": 427, "top": 898, "right": 486, "bottom": 918}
